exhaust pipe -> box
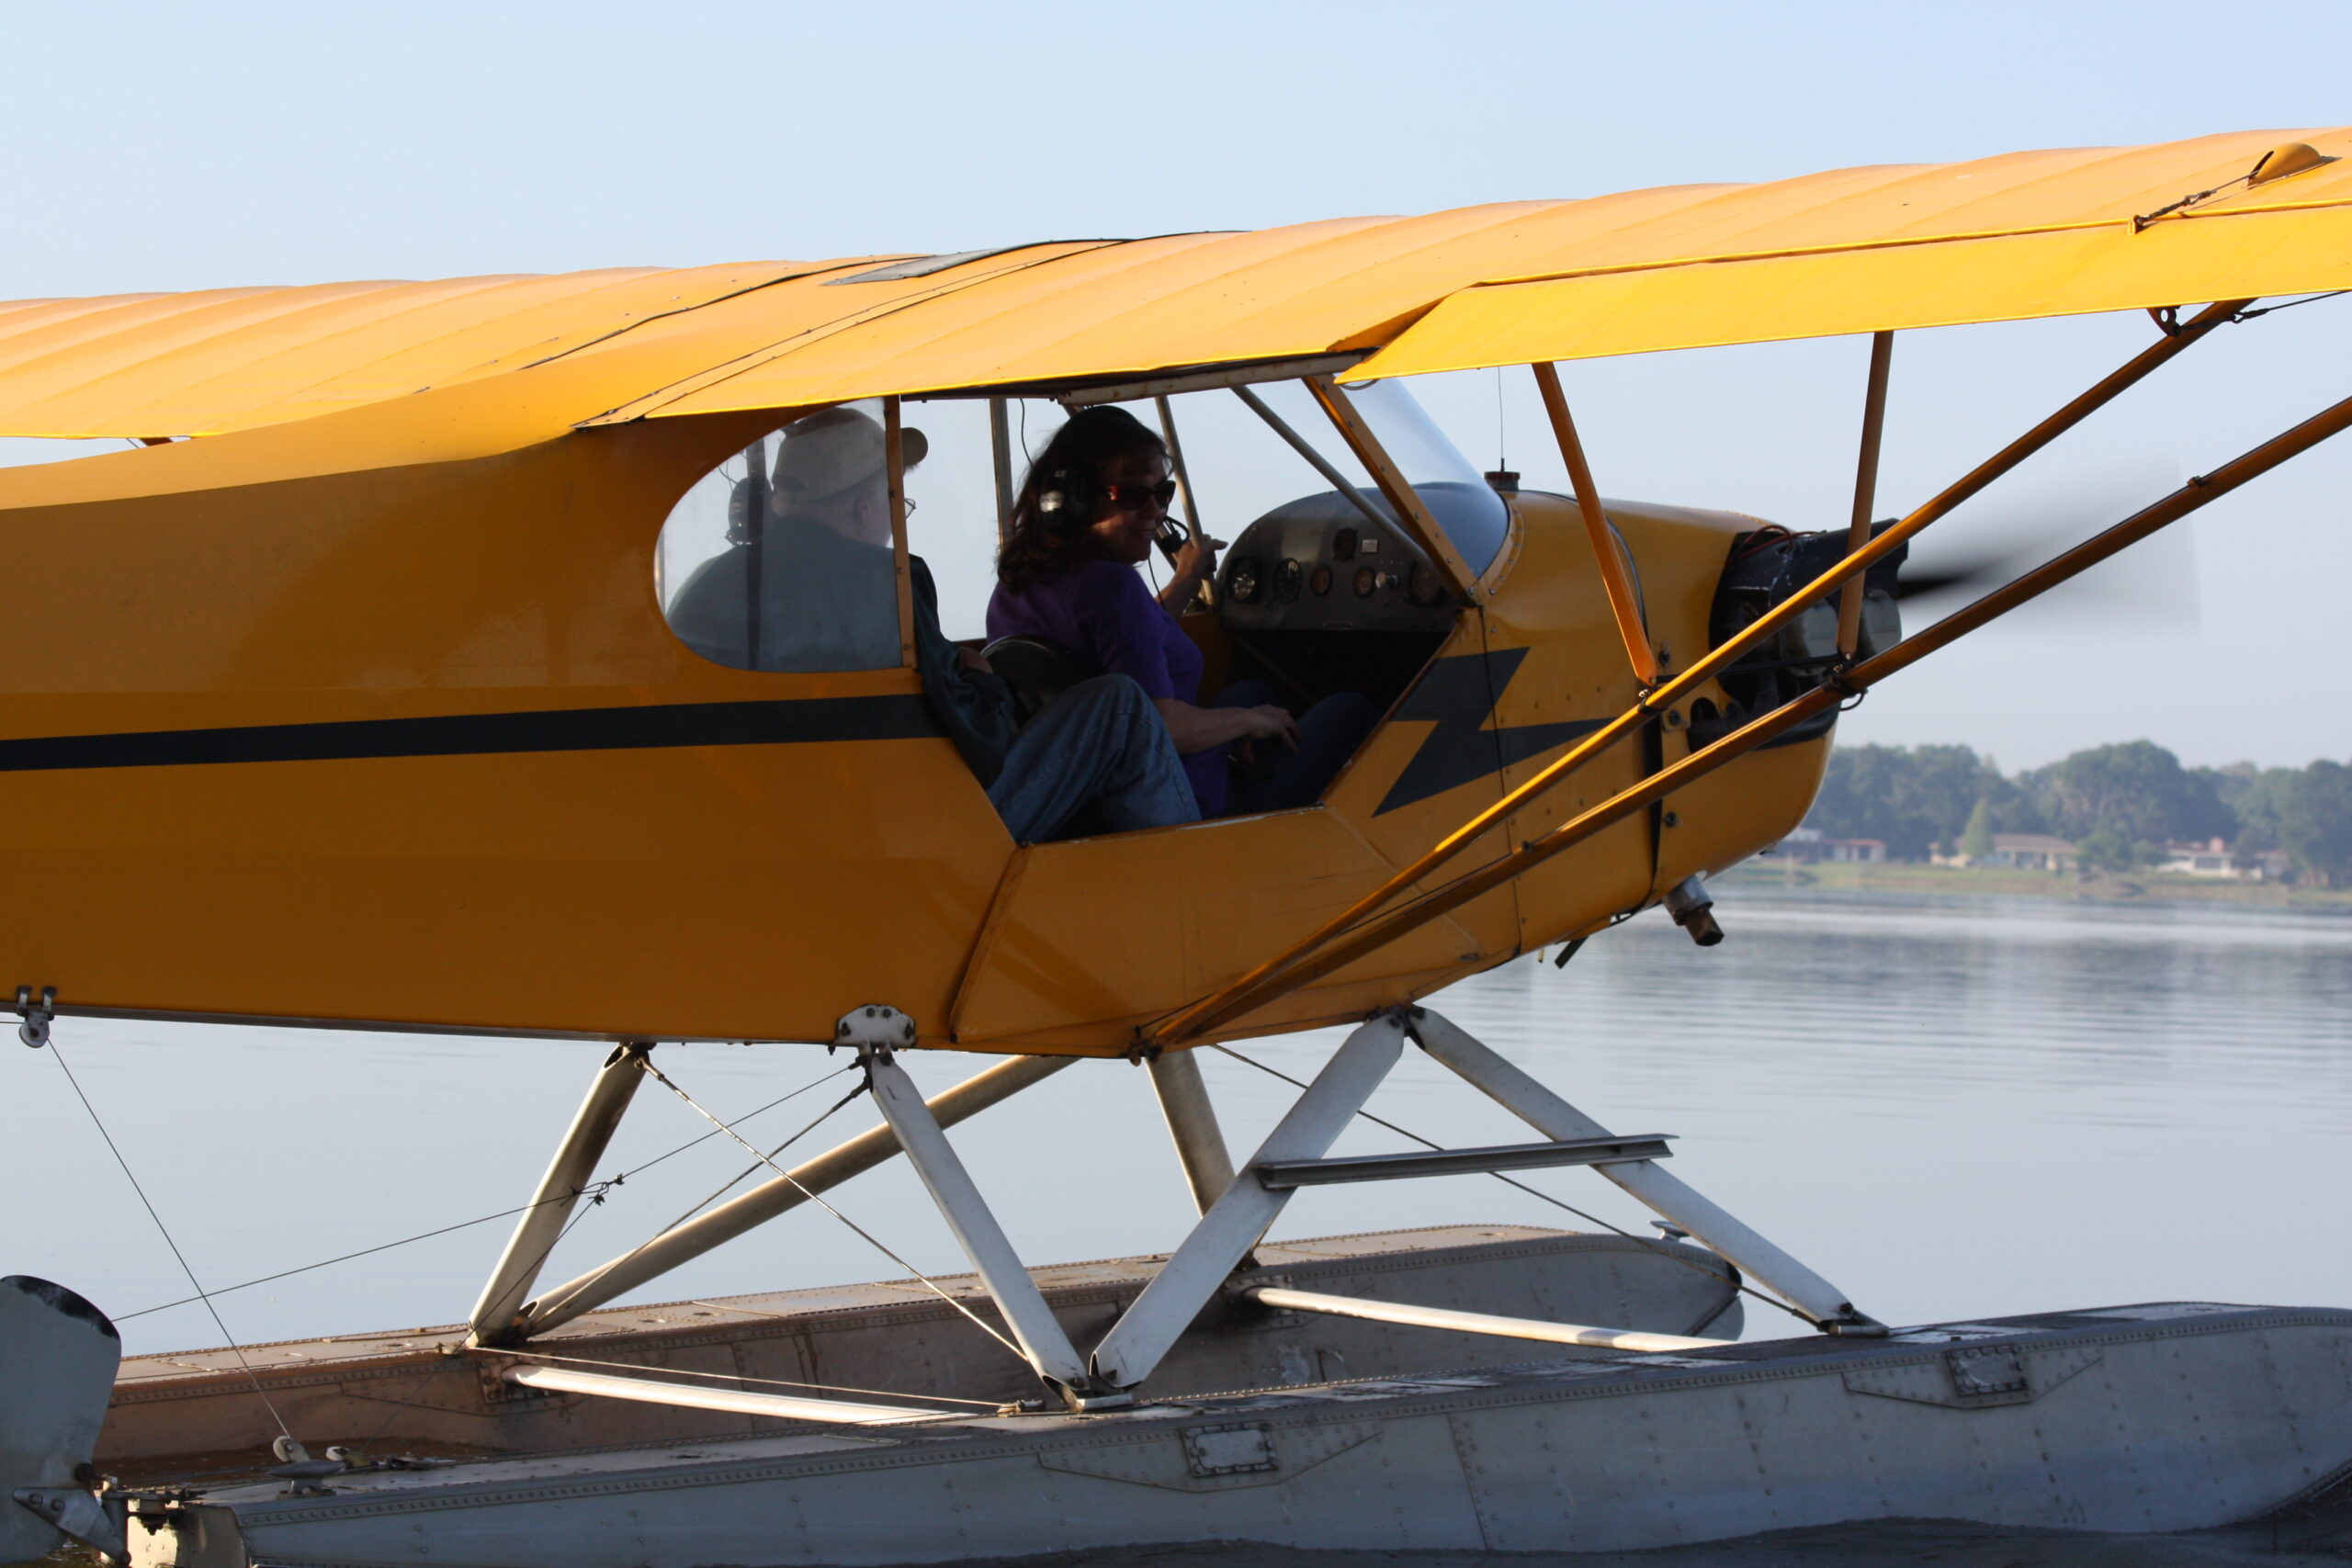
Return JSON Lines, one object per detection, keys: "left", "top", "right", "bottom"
{"left": 1665, "top": 875, "right": 1724, "bottom": 947}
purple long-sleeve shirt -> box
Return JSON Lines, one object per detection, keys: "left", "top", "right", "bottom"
{"left": 988, "top": 560, "right": 1226, "bottom": 816}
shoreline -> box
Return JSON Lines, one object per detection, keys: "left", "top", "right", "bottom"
{"left": 1712, "top": 857, "right": 2352, "bottom": 914}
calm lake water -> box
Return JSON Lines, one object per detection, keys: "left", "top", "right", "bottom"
{"left": 6, "top": 886, "right": 2352, "bottom": 1562}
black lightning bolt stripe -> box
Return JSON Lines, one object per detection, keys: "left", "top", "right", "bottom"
{"left": 0, "top": 694, "right": 939, "bottom": 773}
{"left": 1375, "top": 649, "right": 1600, "bottom": 816}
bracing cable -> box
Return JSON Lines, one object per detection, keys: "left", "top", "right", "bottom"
{"left": 44, "top": 1037, "right": 298, "bottom": 1440}
{"left": 635, "top": 1058, "right": 1029, "bottom": 1363}
{"left": 536, "top": 1071, "right": 876, "bottom": 1316}
{"left": 117, "top": 1060, "right": 859, "bottom": 1322}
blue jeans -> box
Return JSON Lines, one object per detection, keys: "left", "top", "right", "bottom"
{"left": 988, "top": 674, "right": 1202, "bottom": 843}
{"left": 1211, "top": 680, "right": 1382, "bottom": 815}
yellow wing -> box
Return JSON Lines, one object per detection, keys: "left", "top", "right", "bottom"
{"left": 2, "top": 129, "right": 2346, "bottom": 443}
{"left": 1352, "top": 138, "right": 2352, "bottom": 378}
{"left": 0, "top": 264, "right": 837, "bottom": 439}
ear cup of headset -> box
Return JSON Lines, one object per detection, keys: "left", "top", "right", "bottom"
{"left": 1029, "top": 407, "right": 1159, "bottom": 529}
{"left": 1040, "top": 461, "right": 1096, "bottom": 526}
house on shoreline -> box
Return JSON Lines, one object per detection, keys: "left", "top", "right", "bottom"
{"left": 1930, "top": 834, "right": 2080, "bottom": 871}
{"left": 1769, "top": 827, "right": 1887, "bottom": 863}
{"left": 1978, "top": 833, "right": 2080, "bottom": 873}
{"left": 2156, "top": 836, "right": 2291, "bottom": 881}
{"left": 1917, "top": 832, "right": 2290, "bottom": 880}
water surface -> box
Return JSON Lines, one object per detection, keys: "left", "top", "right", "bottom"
{"left": 6, "top": 887, "right": 2348, "bottom": 1351}
{"left": 5, "top": 888, "right": 2349, "bottom": 1562}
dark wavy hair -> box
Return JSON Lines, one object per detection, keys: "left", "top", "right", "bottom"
{"left": 996, "top": 405, "right": 1168, "bottom": 592}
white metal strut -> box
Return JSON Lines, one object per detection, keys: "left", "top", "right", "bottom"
{"left": 1091, "top": 1013, "right": 1409, "bottom": 1388}
{"left": 476, "top": 999, "right": 1871, "bottom": 1419}
{"left": 861, "top": 1038, "right": 1102, "bottom": 1404}
{"left": 468, "top": 1042, "right": 650, "bottom": 1348}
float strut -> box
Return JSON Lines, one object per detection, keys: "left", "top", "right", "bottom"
{"left": 1091, "top": 1013, "right": 1411, "bottom": 1390}
{"left": 855, "top": 1020, "right": 1111, "bottom": 1409}
{"left": 515, "top": 1053, "right": 1070, "bottom": 1338}
{"left": 468, "top": 1042, "right": 651, "bottom": 1348}
{"left": 1148, "top": 1051, "right": 1237, "bottom": 1213}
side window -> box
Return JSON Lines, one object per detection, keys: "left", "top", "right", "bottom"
{"left": 658, "top": 400, "right": 902, "bottom": 671}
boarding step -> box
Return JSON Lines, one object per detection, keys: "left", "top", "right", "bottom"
{"left": 1251, "top": 1133, "right": 1672, "bottom": 1189}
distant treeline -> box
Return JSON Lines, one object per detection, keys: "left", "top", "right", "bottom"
{"left": 1804, "top": 740, "right": 2352, "bottom": 885}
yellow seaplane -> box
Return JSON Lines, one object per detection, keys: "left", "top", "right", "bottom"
{"left": 5, "top": 129, "right": 2351, "bottom": 1567}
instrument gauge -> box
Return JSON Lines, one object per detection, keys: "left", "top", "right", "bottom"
{"left": 1273, "top": 558, "right": 1304, "bottom": 603}
{"left": 1408, "top": 561, "right": 1445, "bottom": 606}
{"left": 1308, "top": 564, "right": 1333, "bottom": 597}
{"left": 1331, "top": 527, "right": 1359, "bottom": 561}
{"left": 1227, "top": 557, "right": 1262, "bottom": 603}
{"left": 1352, "top": 566, "right": 1376, "bottom": 597}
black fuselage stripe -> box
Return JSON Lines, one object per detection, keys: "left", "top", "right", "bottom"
{"left": 0, "top": 694, "right": 939, "bottom": 773}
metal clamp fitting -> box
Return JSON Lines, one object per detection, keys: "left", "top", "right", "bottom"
{"left": 16, "top": 986, "right": 55, "bottom": 1048}
{"left": 833, "top": 1005, "right": 917, "bottom": 1055}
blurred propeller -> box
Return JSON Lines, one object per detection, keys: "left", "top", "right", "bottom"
{"left": 1890, "top": 459, "right": 2200, "bottom": 635}
{"left": 1891, "top": 561, "right": 2004, "bottom": 600}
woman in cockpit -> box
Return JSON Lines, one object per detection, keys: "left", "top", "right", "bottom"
{"left": 988, "top": 406, "right": 1378, "bottom": 818}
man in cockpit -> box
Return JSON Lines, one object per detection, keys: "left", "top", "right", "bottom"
{"left": 667, "top": 407, "right": 1196, "bottom": 843}
{"left": 667, "top": 406, "right": 904, "bottom": 674}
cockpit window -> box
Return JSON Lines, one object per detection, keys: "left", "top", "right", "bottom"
{"left": 1339, "top": 379, "right": 1510, "bottom": 577}
{"left": 657, "top": 400, "right": 903, "bottom": 672}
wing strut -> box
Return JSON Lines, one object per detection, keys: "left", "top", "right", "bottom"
{"left": 1147, "top": 299, "right": 2253, "bottom": 1048}
{"left": 1836, "top": 331, "right": 1895, "bottom": 656}
{"left": 1532, "top": 362, "right": 1657, "bottom": 684}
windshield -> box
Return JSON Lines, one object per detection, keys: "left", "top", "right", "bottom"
{"left": 1340, "top": 378, "right": 1510, "bottom": 577}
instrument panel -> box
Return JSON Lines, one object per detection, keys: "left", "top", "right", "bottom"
{"left": 1215, "top": 491, "right": 1457, "bottom": 634}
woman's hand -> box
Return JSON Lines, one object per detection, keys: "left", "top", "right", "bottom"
{"left": 1233, "top": 703, "right": 1299, "bottom": 751}
{"left": 1158, "top": 531, "right": 1226, "bottom": 610}
{"left": 1172, "top": 531, "right": 1224, "bottom": 584}
{"left": 1154, "top": 696, "right": 1297, "bottom": 757}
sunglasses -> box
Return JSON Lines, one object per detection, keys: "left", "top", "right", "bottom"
{"left": 1106, "top": 478, "right": 1179, "bottom": 513}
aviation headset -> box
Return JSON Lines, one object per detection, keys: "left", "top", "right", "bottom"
{"left": 1032, "top": 413, "right": 1117, "bottom": 530}
{"left": 1032, "top": 407, "right": 1186, "bottom": 555}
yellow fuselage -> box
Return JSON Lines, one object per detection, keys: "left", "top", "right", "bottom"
{"left": 0, "top": 369, "right": 1827, "bottom": 1055}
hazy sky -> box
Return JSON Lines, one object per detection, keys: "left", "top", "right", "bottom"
{"left": 4, "top": 0, "right": 2348, "bottom": 768}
